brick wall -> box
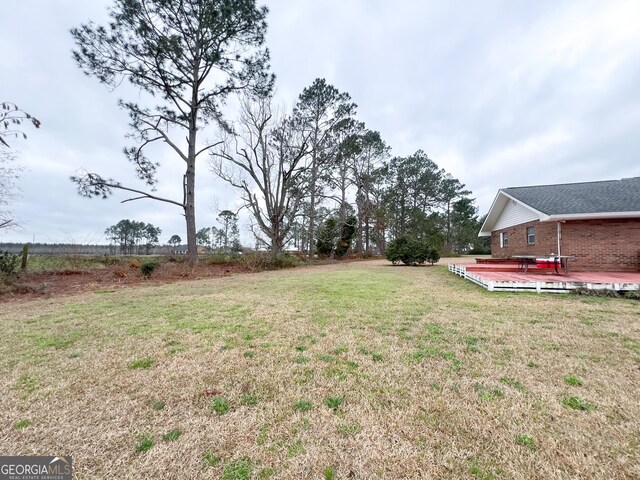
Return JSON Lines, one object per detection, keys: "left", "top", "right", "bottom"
{"left": 491, "top": 218, "right": 640, "bottom": 271}
{"left": 491, "top": 220, "right": 557, "bottom": 259}
{"left": 561, "top": 219, "right": 640, "bottom": 271}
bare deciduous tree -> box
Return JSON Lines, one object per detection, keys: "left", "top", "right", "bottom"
{"left": 0, "top": 101, "right": 40, "bottom": 229}
{"left": 211, "top": 96, "right": 310, "bottom": 253}
{"left": 0, "top": 151, "right": 22, "bottom": 230}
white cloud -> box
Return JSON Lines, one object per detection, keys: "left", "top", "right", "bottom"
{"left": 1, "top": 0, "right": 639, "bottom": 243}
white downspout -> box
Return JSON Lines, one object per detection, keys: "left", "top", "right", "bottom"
{"left": 556, "top": 222, "right": 562, "bottom": 256}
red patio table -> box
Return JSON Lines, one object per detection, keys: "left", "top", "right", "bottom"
{"left": 512, "top": 255, "right": 576, "bottom": 274}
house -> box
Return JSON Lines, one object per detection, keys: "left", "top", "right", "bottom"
{"left": 479, "top": 177, "right": 640, "bottom": 271}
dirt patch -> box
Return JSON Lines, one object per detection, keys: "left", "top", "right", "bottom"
{"left": 1, "top": 262, "right": 251, "bottom": 302}
{"left": 1, "top": 257, "right": 468, "bottom": 303}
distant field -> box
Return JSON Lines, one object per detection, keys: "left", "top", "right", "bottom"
{"left": 21, "top": 252, "right": 233, "bottom": 271}
{"left": 22, "top": 254, "right": 112, "bottom": 270}
{"left": 21, "top": 253, "right": 177, "bottom": 270}
{"left": 1, "top": 260, "right": 639, "bottom": 479}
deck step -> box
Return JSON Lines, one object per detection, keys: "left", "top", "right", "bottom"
{"left": 465, "top": 265, "right": 522, "bottom": 273}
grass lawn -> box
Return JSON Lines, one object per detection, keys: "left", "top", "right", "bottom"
{"left": 1, "top": 260, "right": 639, "bottom": 479}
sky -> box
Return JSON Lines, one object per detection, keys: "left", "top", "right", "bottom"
{"left": 1, "top": 0, "right": 639, "bottom": 245}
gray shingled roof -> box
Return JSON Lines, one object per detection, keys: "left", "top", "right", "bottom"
{"left": 503, "top": 177, "right": 640, "bottom": 215}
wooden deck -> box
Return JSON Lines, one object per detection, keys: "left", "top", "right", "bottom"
{"left": 448, "top": 262, "right": 640, "bottom": 293}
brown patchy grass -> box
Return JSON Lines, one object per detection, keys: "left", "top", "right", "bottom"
{"left": 0, "top": 259, "right": 639, "bottom": 479}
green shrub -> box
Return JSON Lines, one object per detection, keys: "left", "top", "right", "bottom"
{"left": 386, "top": 236, "right": 412, "bottom": 264}
{"left": 316, "top": 216, "right": 357, "bottom": 257}
{"left": 335, "top": 216, "right": 357, "bottom": 258}
{"left": 427, "top": 247, "right": 441, "bottom": 265}
{"left": 316, "top": 218, "right": 338, "bottom": 256}
{"left": 467, "top": 245, "right": 491, "bottom": 255}
{"left": 0, "top": 250, "right": 20, "bottom": 276}
{"left": 140, "top": 262, "right": 160, "bottom": 278}
{"left": 385, "top": 236, "right": 439, "bottom": 265}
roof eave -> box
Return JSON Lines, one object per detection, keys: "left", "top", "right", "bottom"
{"left": 546, "top": 211, "right": 640, "bottom": 221}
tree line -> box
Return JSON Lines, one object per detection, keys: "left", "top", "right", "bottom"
{"left": 104, "top": 209, "right": 242, "bottom": 255}
{"left": 210, "top": 87, "right": 484, "bottom": 257}
{"left": 195, "top": 210, "right": 242, "bottom": 253}
{"left": 104, "top": 219, "right": 161, "bottom": 255}
{"left": 70, "top": 0, "right": 484, "bottom": 263}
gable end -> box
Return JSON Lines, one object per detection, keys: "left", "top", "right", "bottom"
{"left": 494, "top": 198, "right": 541, "bottom": 230}
{"left": 479, "top": 191, "right": 545, "bottom": 236}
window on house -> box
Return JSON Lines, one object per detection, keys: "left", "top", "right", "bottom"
{"left": 500, "top": 232, "right": 509, "bottom": 248}
{"left": 527, "top": 226, "right": 535, "bottom": 245}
